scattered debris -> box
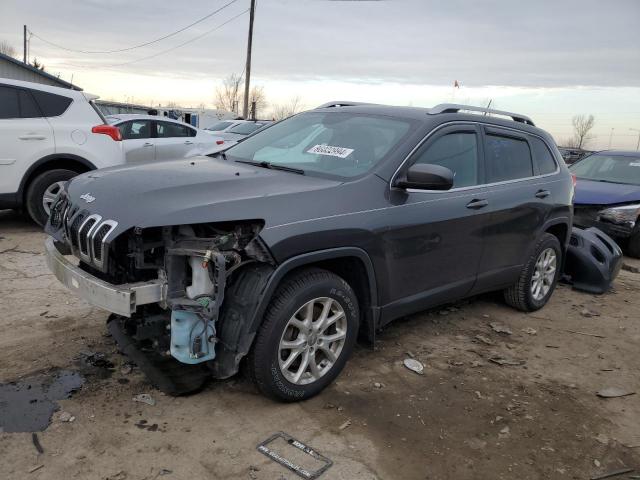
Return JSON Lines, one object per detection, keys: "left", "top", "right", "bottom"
{"left": 522, "top": 327, "right": 537, "bottom": 335}
{"left": 158, "top": 469, "right": 172, "bottom": 476}
{"left": 596, "top": 387, "right": 636, "bottom": 398}
{"left": 489, "top": 356, "right": 525, "bottom": 367}
{"left": 581, "top": 308, "right": 600, "bottom": 318}
{"left": 594, "top": 433, "right": 609, "bottom": 445}
{"left": 31, "top": 433, "right": 44, "bottom": 454}
{"left": 589, "top": 468, "right": 634, "bottom": 480}
{"left": 470, "top": 360, "right": 483, "bottom": 367}
{"left": 489, "top": 322, "right": 512, "bottom": 335}
{"left": 594, "top": 460, "right": 601, "bottom": 467}
{"left": 257, "top": 432, "right": 333, "bottom": 480}
{"left": 339, "top": 419, "right": 352, "bottom": 430}
{"left": 621, "top": 263, "right": 640, "bottom": 274}
{"left": 373, "top": 382, "right": 383, "bottom": 389}
{"left": 323, "top": 403, "right": 336, "bottom": 410}
{"left": 545, "top": 345, "right": 560, "bottom": 349}
{"left": 133, "top": 393, "right": 156, "bottom": 406}
{"left": 403, "top": 358, "right": 424, "bottom": 375}
{"left": 58, "top": 411, "right": 75, "bottom": 422}
{"left": 474, "top": 334, "right": 494, "bottom": 346}
{"left": 498, "top": 426, "right": 510, "bottom": 438}
{"left": 28, "top": 465, "right": 44, "bottom": 474}
{"left": 544, "top": 327, "right": 606, "bottom": 339}
{"left": 120, "top": 363, "right": 133, "bottom": 375}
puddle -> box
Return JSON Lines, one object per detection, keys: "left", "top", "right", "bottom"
{"left": 76, "top": 351, "right": 115, "bottom": 380}
{"left": 0, "top": 370, "right": 84, "bottom": 433}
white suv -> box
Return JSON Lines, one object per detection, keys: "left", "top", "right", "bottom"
{"left": 0, "top": 79, "right": 125, "bottom": 226}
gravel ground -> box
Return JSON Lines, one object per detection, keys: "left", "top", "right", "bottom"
{"left": 1, "top": 209, "right": 639, "bottom": 480}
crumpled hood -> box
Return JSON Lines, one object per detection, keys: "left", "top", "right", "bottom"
{"left": 574, "top": 178, "right": 640, "bottom": 206}
{"left": 63, "top": 156, "right": 344, "bottom": 237}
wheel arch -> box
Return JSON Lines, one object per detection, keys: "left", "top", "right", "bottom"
{"left": 251, "top": 248, "right": 380, "bottom": 342}
{"left": 19, "top": 154, "right": 96, "bottom": 205}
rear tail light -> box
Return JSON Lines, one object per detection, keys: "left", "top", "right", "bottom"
{"left": 92, "top": 124, "right": 122, "bottom": 141}
{"left": 216, "top": 140, "right": 224, "bottom": 145}
{"left": 571, "top": 173, "right": 577, "bottom": 188}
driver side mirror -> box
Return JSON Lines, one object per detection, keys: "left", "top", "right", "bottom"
{"left": 395, "top": 164, "right": 454, "bottom": 190}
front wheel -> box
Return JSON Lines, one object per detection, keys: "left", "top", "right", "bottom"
{"left": 247, "top": 268, "right": 359, "bottom": 402}
{"left": 504, "top": 233, "right": 562, "bottom": 312}
{"left": 25, "top": 169, "right": 78, "bottom": 227}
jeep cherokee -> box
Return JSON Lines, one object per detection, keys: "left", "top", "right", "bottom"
{"left": 45, "top": 102, "right": 573, "bottom": 401}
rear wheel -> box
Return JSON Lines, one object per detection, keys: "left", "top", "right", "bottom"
{"left": 25, "top": 169, "right": 77, "bottom": 227}
{"left": 247, "top": 268, "right": 359, "bottom": 402}
{"left": 504, "top": 233, "right": 562, "bottom": 312}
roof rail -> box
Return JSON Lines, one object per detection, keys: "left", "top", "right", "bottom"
{"left": 316, "top": 101, "right": 374, "bottom": 109}
{"left": 428, "top": 103, "right": 535, "bottom": 126}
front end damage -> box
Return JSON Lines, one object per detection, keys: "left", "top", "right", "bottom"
{"left": 46, "top": 194, "right": 275, "bottom": 394}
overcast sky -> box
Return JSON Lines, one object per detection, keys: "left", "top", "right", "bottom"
{"left": 1, "top": 0, "right": 639, "bottom": 148}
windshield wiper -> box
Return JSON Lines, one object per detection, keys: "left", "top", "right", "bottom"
{"left": 235, "top": 160, "right": 304, "bottom": 175}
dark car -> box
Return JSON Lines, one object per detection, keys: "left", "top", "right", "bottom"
{"left": 44, "top": 102, "right": 573, "bottom": 401}
{"left": 570, "top": 150, "right": 640, "bottom": 257}
{"left": 558, "top": 147, "right": 593, "bottom": 165}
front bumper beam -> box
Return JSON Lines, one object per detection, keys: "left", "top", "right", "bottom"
{"left": 45, "top": 237, "right": 166, "bottom": 317}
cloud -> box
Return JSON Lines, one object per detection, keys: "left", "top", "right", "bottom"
{"left": 1, "top": 0, "right": 638, "bottom": 87}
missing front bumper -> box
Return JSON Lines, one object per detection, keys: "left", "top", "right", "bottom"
{"left": 45, "top": 236, "right": 166, "bottom": 317}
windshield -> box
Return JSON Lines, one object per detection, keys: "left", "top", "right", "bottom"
{"left": 570, "top": 154, "right": 640, "bottom": 186}
{"left": 207, "top": 121, "right": 234, "bottom": 131}
{"left": 229, "top": 122, "right": 267, "bottom": 135}
{"left": 224, "top": 112, "right": 412, "bottom": 178}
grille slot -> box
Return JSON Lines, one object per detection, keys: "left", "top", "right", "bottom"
{"left": 92, "top": 224, "right": 112, "bottom": 262}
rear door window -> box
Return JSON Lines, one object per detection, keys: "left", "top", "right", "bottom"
{"left": 412, "top": 131, "right": 480, "bottom": 188}
{"left": 157, "top": 121, "right": 195, "bottom": 138}
{"left": 119, "top": 120, "right": 152, "bottom": 140}
{"left": 30, "top": 90, "right": 73, "bottom": 117}
{"left": 529, "top": 137, "right": 557, "bottom": 175}
{"left": 484, "top": 133, "right": 533, "bottom": 183}
{"left": 18, "top": 90, "right": 42, "bottom": 118}
{"left": 0, "top": 86, "right": 20, "bottom": 119}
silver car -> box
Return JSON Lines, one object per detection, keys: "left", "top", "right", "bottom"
{"left": 107, "top": 114, "right": 226, "bottom": 162}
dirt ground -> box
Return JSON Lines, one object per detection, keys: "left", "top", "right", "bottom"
{"left": 1, "top": 209, "right": 639, "bottom": 480}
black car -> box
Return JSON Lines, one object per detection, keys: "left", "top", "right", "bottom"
{"left": 45, "top": 102, "right": 573, "bottom": 401}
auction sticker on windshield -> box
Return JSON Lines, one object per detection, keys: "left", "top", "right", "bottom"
{"left": 307, "top": 144, "right": 354, "bottom": 158}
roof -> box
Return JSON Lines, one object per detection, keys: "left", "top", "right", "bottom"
{"left": 595, "top": 150, "right": 640, "bottom": 156}
{"left": 313, "top": 102, "right": 548, "bottom": 138}
{"left": 105, "top": 114, "right": 196, "bottom": 127}
{"left": 0, "top": 52, "right": 81, "bottom": 90}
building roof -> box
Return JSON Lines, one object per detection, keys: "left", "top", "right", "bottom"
{"left": 0, "top": 52, "right": 81, "bottom": 90}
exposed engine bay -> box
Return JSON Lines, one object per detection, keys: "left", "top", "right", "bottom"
{"left": 47, "top": 196, "right": 276, "bottom": 393}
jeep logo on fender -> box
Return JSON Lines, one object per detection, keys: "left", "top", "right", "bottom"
{"left": 80, "top": 193, "right": 96, "bottom": 203}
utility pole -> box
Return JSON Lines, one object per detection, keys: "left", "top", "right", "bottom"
{"left": 242, "top": 0, "right": 256, "bottom": 119}
{"left": 631, "top": 128, "right": 640, "bottom": 151}
{"left": 23, "top": 25, "right": 27, "bottom": 64}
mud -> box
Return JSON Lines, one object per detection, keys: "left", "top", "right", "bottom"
{"left": 0, "top": 370, "right": 84, "bottom": 433}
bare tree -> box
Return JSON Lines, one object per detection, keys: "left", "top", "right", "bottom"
{"left": 271, "top": 96, "right": 302, "bottom": 121}
{"left": 0, "top": 40, "right": 16, "bottom": 58}
{"left": 247, "top": 86, "right": 267, "bottom": 119}
{"left": 571, "top": 114, "right": 595, "bottom": 149}
{"left": 214, "top": 73, "right": 243, "bottom": 113}
{"left": 31, "top": 57, "right": 45, "bottom": 71}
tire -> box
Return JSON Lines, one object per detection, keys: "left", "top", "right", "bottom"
{"left": 504, "top": 233, "right": 562, "bottom": 312}
{"left": 25, "top": 169, "right": 77, "bottom": 227}
{"left": 626, "top": 229, "right": 640, "bottom": 258}
{"left": 247, "top": 268, "right": 359, "bottom": 402}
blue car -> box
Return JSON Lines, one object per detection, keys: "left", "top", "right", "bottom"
{"left": 570, "top": 150, "right": 640, "bottom": 257}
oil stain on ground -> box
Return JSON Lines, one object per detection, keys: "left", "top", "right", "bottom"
{"left": 0, "top": 370, "right": 84, "bottom": 432}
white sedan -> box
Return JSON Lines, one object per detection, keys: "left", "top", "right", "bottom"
{"left": 107, "top": 114, "right": 226, "bottom": 162}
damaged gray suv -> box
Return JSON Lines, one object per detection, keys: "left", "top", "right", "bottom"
{"left": 45, "top": 102, "right": 573, "bottom": 401}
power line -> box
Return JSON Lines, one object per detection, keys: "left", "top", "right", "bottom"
{"left": 28, "top": 0, "right": 240, "bottom": 54}
{"left": 55, "top": 9, "right": 249, "bottom": 69}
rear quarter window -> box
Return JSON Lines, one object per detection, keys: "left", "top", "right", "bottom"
{"left": 529, "top": 137, "right": 558, "bottom": 175}
{"left": 0, "top": 86, "right": 20, "bottom": 118}
{"left": 30, "top": 90, "right": 73, "bottom": 117}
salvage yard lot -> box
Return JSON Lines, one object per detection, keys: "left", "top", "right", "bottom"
{"left": 1, "top": 209, "right": 639, "bottom": 480}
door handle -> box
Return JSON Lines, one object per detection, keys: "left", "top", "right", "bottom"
{"left": 466, "top": 199, "right": 489, "bottom": 209}
{"left": 143, "top": 142, "right": 153, "bottom": 147}
{"left": 535, "top": 189, "right": 550, "bottom": 199}
{"left": 19, "top": 134, "right": 46, "bottom": 140}
{"left": 184, "top": 141, "right": 194, "bottom": 145}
